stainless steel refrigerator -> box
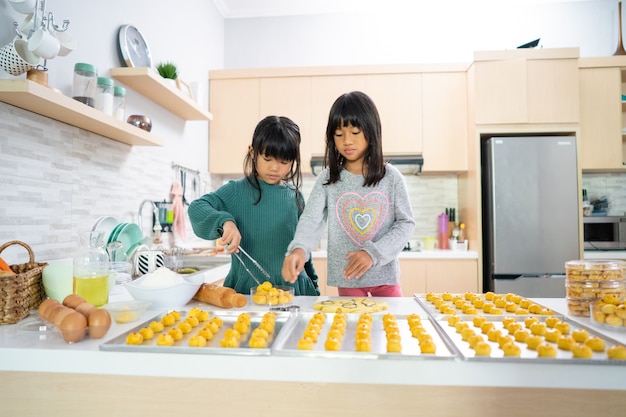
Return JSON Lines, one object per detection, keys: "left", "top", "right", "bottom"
{"left": 481, "top": 136, "right": 580, "bottom": 297}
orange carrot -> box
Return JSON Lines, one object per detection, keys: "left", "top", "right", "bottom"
{"left": 0, "top": 257, "right": 15, "bottom": 273}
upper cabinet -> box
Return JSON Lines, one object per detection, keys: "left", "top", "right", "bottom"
{"left": 208, "top": 78, "right": 260, "bottom": 173}
{"left": 421, "top": 71, "right": 468, "bottom": 172}
{"left": 208, "top": 64, "right": 469, "bottom": 174}
{"left": 473, "top": 48, "right": 580, "bottom": 125}
{"left": 578, "top": 57, "right": 626, "bottom": 171}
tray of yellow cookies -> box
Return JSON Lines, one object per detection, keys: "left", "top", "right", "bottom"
{"left": 414, "top": 292, "right": 555, "bottom": 318}
{"left": 270, "top": 311, "right": 460, "bottom": 360}
{"left": 434, "top": 313, "right": 626, "bottom": 364}
{"left": 100, "top": 307, "right": 294, "bottom": 355}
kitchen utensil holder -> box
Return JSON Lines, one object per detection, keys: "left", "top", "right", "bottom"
{"left": 0, "top": 240, "right": 48, "bottom": 324}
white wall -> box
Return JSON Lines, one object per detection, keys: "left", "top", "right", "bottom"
{"left": 224, "top": 0, "right": 620, "bottom": 68}
{"left": 1, "top": 0, "right": 225, "bottom": 174}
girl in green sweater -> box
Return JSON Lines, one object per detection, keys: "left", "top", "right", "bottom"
{"left": 188, "top": 116, "right": 319, "bottom": 296}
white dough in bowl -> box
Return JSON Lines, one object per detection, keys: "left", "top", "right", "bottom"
{"left": 139, "top": 267, "right": 184, "bottom": 288}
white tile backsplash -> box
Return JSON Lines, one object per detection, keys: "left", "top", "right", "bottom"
{"left": 582, "top": 173, "right": 626, "bottom": 216}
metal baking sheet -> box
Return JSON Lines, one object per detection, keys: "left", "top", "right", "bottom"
{"left": 100, "top": 310, "right": 295, "bottom": 355}
{"left": 433, "top": 314, "right": 626, "bottom": 365}
{"left": 271, "top": 312, "right": 459, "bottom": 360}
{"left": 414, "top": 293, "right": 554, "bottom": 318}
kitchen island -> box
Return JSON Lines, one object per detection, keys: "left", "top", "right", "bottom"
{"left": 1, "top": 285, "right": 624, "bottom": 416}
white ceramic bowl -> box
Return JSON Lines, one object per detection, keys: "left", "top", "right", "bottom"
{"left": 124, "top": 269, "right": 205, "bottom": 310}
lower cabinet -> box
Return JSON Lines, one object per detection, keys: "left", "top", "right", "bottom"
{"left": 312, "top": 257, "right": 478, "bottom": 296}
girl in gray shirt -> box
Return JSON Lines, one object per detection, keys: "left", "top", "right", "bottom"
{"left": 282, "top": 91, "right": 415, "bottom": 297}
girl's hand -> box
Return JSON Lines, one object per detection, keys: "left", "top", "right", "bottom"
{"left": 343, "top": 250, "right": 373, "bottom": 280}
{"left": 220, "top": 221, "right": 241, "bottom": 254}
{"left": 282, "top": 248, "right": 306, "bottom": 283}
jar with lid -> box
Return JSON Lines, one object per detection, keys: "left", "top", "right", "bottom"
{"left": 95, "top": 77, "right": 114, "bottom": 115}
{"left": 72, "top": 63, "right": 97, "bottom": 107}
{"left": 73, "top": 231, "right": 110, "bottom": 307}
{"left": 113, "top": 86, "right": 126, "bottom": 121}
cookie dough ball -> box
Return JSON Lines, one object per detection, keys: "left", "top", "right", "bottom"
{"left": 524, "top": 316, "right": 539, "bottom": 329}
{"left": 572, "top": 343, "right": 593, "bottom": 359}
{"left": 474, "top": 341, "right": 492, "bottom": 356}
{"left": 526, "top": 335, "right": 543, "bottom": 350}
{"left": 584, "top": 336, "right": 606, "bottom": 352}
{"left": 487, "top": 328, "right": 502, "bottom": 342}
{"left": 544, "top": 328, "right": 562, "bottom": 343}
{"left": 481, "top": 322, "right": 495, "bottom": 334}
{"left": 607, "top": 345, "right": 626, "bottom": 360}
{"left": 501, "top": 317, "right": 516, "bottom": 328}
{"left": 514, "top": 329, "right": 530, "bottom": 343}
{"left": 473, "top": 316, "right": 487, "bottom": 328}
{"left": 537, "top": 343, "right": 557, "bottom": 358}
{"left": 544, "top": 316, "right": 560, "bottom": 328}
{"left": 554, "top": 321, "right": 571, "bottom": 335}
{"left": 572, "top": 328, "right": 590, "bottom": 343}
{"left": 502, "top": 342, "right": 522, "bottom": 357}
{"left": 447, "top": 315, "right": 461, "bottom": 327}
{"left": 297, "top": 337, "right": 315, "bottom": 350}
{"left": 419, "top": 340, "right": 436, "bottom": 354}
{"left": 557, "top": 336, "right": 576, "bottom": 351}
{"left": 530, "top": 322, "right": 547, "bottom": 336}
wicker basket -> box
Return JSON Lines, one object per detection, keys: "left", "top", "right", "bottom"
{"left": 0, "top": 241, "right": 48, "bottom": 325}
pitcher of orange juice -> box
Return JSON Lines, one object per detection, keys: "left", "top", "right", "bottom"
{"left": 73, "top": 231, "right": 109, "bottom": 307}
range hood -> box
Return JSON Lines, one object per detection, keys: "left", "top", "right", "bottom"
{"left": 310, "top": 154, "right": 424, "bottom": 176}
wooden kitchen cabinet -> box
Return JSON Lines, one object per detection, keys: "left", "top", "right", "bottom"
{"left": 421, "top": 71, "right": 468, "bottom": 172}
{"left": 400, "top": 259, "right": 478, "bottom": 294}
{"left": 314, "top": 257, "right": 477, "bottom": 296}
{"left": 209, "top": 78, "right": 260, "bottom": 173}
{"left": 260, "top": 77, "right": 313, "bottom": 173}
{"left": 399, "top": 259, "right": 427, "bottom": 295}
{"left": 310, "top": 75, "right": 368, "bottom": 156}
{"left": 363, "top": 73, "right": 423, "bottom": 155}
{"left": 579, "top": 66, "right": 623, "bottom": 170}
{"left": 473, "top": 49, "right": 579, "bottom": 125}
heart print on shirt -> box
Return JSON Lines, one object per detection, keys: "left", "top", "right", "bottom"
{"left": 336, "top": 191, "right": 390, "bottom": 246}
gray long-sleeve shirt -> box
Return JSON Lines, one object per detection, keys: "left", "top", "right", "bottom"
{"left": 287, "top": 164, "right": 415, "bottom": 288}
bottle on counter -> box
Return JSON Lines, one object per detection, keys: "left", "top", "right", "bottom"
{"left": 438, "top": 213, "right": 449, "bottom": 250}
{"left": 72, "top": 63, "right": 97, "bottom": 107}
{"left": 95, "top": 77, "right": 114, "bottom": 116}
{"left": 113, "top": 86, "right": 126, "bottom": 121}
{"left": 73, "top": 231, "right": 109, "bottom": 307}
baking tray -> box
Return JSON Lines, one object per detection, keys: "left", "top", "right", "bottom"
{"left": 433, "top": 314, "right": 626, "bottom": 365}
{"left": 100, "top": 309, "right": 295, "bottom": 355}
{"left": 271, "top": 312, "right": 460, "bottom": 360}
{"left": 414, "top": 293, "right": 554, "bottom": 318}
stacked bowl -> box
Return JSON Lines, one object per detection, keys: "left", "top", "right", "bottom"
{"left": 565, "top": 260, "right": 626, "bottom": 316}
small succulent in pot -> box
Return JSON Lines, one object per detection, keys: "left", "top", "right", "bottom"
{"left": 156, "top": 61, "right": 178, "bottom": 80}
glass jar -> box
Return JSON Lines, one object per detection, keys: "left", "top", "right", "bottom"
{"left": 73, "top": 231, "right": 109, "bottom": 307}
{"left": 95, "top": 77, "right": 114, "bottom": 115}
{"left": 72, "top": 63, "right": 97, "bottom": 107}
{"left": 113, "top": 86, "right": 126, "bottom": 121}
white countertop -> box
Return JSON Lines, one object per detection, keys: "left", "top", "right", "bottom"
{"left": 313, "top": 250, "right": 479, "bottom": 260}
{"left": 0, "top": 293, "right": 624, "bottom": 390}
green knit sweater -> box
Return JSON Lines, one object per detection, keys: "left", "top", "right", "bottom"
{"left": 188, "top": 177, "right": 319, "bottom": 296}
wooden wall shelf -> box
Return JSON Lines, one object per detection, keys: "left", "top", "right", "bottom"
{"left": 110, "top": 67, "right": 213, "bottom": 121}
{"left": 0, "top": 79, "right": 163, "bottom": 147}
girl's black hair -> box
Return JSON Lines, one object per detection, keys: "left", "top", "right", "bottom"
{"left": 244, "top": 115, "right": 304, "bottom": 211}
{"left": 324, "top": 91, "right": 386, "bottom": 186}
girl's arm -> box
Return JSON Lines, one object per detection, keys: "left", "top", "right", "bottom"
{"left": 188, "top": 183, "right": 237, "bottom": 241}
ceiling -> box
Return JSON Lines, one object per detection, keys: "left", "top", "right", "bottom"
{"left": 213, "top": 0, "right": 592, "bottom": 19}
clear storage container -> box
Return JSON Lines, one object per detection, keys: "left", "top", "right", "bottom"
{"left": 113, "top": 86, "right": 126, "bottom": 121}
{"left": 72, "top": 63, "right": 97, "bottom": 107}
{"left": 95, "top": 77, "right": 114, "bottom": 115}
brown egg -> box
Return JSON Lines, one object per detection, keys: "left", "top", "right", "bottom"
{"left": 50, "top": 305, "right": 75, "bottom": 327}
{"left": 63, "top": 294, "right": 87, "bottom": 309}
{"left": 59, "top": 311, "right": 88, "bottom": 343}
{"left": 38, "top": 298, "right": 59, "bottom": 320}
{"left": 75, "top": 301, "right": 97, "bottom": 319}
{"left": 88, "top": 308, "right": 112, "bottom": 339}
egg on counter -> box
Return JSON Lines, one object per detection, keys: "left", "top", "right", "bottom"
{"left": 88, "top": 309, "right": 112, "bottom": 339}
{"left": 59, "top": 311, "right": 88, "bottom": 343}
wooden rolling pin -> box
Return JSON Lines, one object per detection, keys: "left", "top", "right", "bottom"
{"left": 193, "top": 284, "right": 247, "bottom": 309}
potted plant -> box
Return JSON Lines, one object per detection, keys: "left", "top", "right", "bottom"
{"left": 156, "top": 61, "right": 178, "bottom": 85}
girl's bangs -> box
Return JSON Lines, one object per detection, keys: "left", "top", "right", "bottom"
{"left": 260, "top": 136, "right": 298, "bottom": 161}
